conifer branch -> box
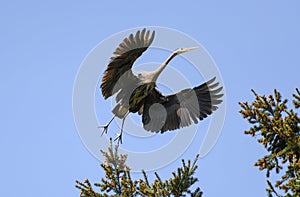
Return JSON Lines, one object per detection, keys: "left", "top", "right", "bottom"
{"left": 239, "top": 89, "right": 300, "bottom": 197}
{"left": 76, "top": 139, "right": 203, "bottom": 196}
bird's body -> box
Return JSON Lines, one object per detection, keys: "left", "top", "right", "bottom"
{"left": 99, "top": 28, "right": 223, "bottom": 142}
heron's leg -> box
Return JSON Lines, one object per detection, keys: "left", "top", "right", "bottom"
{"left": 114, "top": 112, "right": 129, "bottom": 144}
{"left": 98, "top": 115, "right": 116, "bottom": 136}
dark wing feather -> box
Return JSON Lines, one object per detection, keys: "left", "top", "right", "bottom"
{"left": 101, "top": 29, "right": 155, "bottom": 99}
{"left": 142, "top": 77, "right": 223, "bottom": 133}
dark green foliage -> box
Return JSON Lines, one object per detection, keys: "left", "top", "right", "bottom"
{"left": 239, "top": 89, "right": 300, "bottom": 197}
{"left": 76, "top": 139, "right": 202, "bottom": 196}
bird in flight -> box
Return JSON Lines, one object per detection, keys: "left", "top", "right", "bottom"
{"left": 99, "top": 28, "right": 223, "bottom": 143}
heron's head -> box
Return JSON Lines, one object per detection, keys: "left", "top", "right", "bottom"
{"left": 174, "top": 46, "right": 199, "bottom": 55}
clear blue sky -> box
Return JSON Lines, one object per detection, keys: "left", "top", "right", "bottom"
{"left": 1, "top": 1, "right": 299, "bottom": 196}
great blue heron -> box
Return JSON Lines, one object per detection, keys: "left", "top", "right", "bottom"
{"left": 99, "top": 28, "right": 223, "bottom": 143}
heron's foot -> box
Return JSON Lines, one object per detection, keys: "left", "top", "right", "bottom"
{"left": 98, "top": 124, "right": 109, "bottom": 136}
{"left": 114, "top": 132, "right": 123, "bottom": 144}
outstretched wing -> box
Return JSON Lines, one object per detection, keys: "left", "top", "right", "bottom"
{"left": 101, "top": 28, "right": 155, "bottom": 99}
{"left": 142, "top": 77, "right": 223, "bottom": 133}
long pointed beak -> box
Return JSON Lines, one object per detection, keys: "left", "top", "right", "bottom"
{"left": 175, "top": 46, "right": 200, "bottom": 55}
{"left": 183, "top": 46, "right": 199, "bottom": 52}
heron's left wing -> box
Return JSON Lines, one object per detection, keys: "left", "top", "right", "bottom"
{"left": 101, "top": 29, "right": 155, "bottom": 99}
{"left": 142, "top": 77, "right": 223, "bottom": 133}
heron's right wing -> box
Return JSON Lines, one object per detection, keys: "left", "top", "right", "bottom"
{"left": 142, "top": 77, "right": 223, "bottom": 133}
{"left": 101, "top": 29, "right": 155, "bottom": 99}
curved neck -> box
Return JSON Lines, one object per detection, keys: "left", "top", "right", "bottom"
{"left": 152, "top": 51, "right": 178, "bottom": 82}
